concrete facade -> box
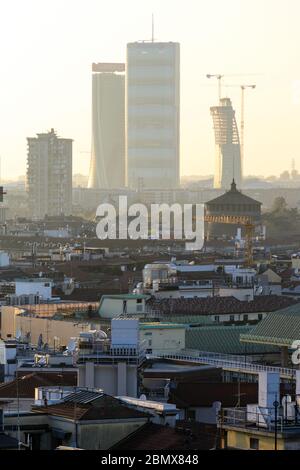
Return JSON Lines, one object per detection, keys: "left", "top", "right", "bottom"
{"left": 140, "top": 323, "right": 186, "bottom": 354}
{"left": 98, "top": 294, "right": 148, "bottom": 318}
{"left": 78, "top": 362, "right": 138, "bottom": 397}
{"left": 26, "top": 129, "right": 72, "bottom": 219}
{"left": 0, "top": 306, "right": 95, "bottom": 348}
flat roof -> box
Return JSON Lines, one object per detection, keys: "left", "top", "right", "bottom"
{"left": 92, "top": 63, "right": 125, "bottom": 72}
{"left": 101, "top": 294, "right": 149, "bottom": 300}
{"left": 140, "top": 322, "right": 186, "bottom": 329}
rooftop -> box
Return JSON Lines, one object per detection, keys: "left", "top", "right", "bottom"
{"left": 112, "top": 421, "right": 216, "bottom": 450}
{"left": 146, "top": 295, "right": 298, "bottom": 316}
{"left": 240, "top": 303, "right": 300, "bottom": 347}
{"left": 206, "top": 180, "right": 262, "bottom": 207}
{"left": 32, "top": 393, "right": 150, "bottom": 421}
{"left": 186, "top": 325, "right": 279, "bottom": 355}
{"left": 101, "top": 294, "right": 149, "bottom": 300}
{"left": 140, "top": 322, "right": 186, "bottom": 329}
{"left": 0, "top": 371, "right": 77, "bottom": 400}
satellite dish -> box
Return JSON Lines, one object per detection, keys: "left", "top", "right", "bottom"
{"left": 139, "top": 394, "right": 147, "bottom": 401}
{"left": 66, "top": 339, "right": 76, "bottom": 353}
{"left": 16, "top": 330, "right": 22, "bottom": 340}
{"left": 97, "top": 330, "right": 108, "bottom": 340}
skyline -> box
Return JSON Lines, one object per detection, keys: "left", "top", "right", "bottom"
{"left": 0, "top": 0, "right": 300, "bottom": 179}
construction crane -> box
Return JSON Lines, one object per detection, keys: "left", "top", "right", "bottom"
{"left": 204, "top": 214, "right": 255, "bottom": 267}
{"left": 206, "top": 74, "right": 224, "bottom": 102}
{"left": 206, "top": 73, "right": 258, "bottom": 103}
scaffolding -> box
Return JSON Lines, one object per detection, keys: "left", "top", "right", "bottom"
{"left": 204, "top": 214, "right": 255, "bottom": 267}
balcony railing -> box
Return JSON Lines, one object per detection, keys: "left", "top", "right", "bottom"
{"left": 220, "top": 406, "right": 300, "bottom": 433}
{"left": 77, "top": 341, "right": 147, "bottom": 365}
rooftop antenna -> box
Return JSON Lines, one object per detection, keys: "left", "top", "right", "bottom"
{"left": 232, "top": 153, "right": 235, "bottom": 186}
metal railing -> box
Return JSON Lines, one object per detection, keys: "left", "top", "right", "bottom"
{"left": 221, "top": 407, "right": 285, "bottom": 432}
{"left": 148, "top": 351, "right": 296, "bottom": 379}
{"left": 77, "top": 342, "right": 147, "bottom": 365}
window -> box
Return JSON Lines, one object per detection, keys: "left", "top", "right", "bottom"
{"left": 230, "top": 315, "right": 235, "bottom": 322}
{"left": 137, "top": 298, "right": 142, "bottom": 304}
{"left": 186, "top": 409, "right": 196, "bottom": 420}
{"left": 214, "top": 316, "right": 220, "bottom": 323}
{"left": 258, "top": 314, "right": 263, "bottom": 321}
{"left": 243, "top": 314, "right": 248, "bottom": 322}
{"left": 250, "top": 438, "right": 259, "bottom": 450}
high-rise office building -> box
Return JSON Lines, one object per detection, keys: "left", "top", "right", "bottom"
{"left": 26, "top": 129, "right": 73, "bottom": 219}
{"left": 126, "top": 42, "right": 180, "bottom": 190}
{"left": 88, "top": 63, "right": 125, "bottom": 189}
{"left": 210, "top": 98, "right": 242, "bottom": 189}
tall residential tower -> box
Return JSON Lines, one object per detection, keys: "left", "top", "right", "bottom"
{"left": 26, "top": 129, "right": 73, "bottom": 219}
{"left": 88, "top": 63, "right": 125, "bottom": 189}
{"left": 126, "top": 42, "right": 180, "bottom": 190}
{"left": 210, "top": 98, "right": 242, "bottom": 189}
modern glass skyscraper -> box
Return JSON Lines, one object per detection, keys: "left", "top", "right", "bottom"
{"left": 88, "top": 63, "right": 125, "bottom": 189}
{"left": 210, "top": 98, "right": 242, "bottom": 189}
{"left": 126, "top": 42, "right": 180, "bottom": 190}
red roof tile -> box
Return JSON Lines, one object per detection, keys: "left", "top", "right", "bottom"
{"left": 0, "top": 372, "right": 77, "bottom": 400}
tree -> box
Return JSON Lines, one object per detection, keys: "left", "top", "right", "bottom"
{"left": 272, "top": 197, "right": 288, "bottom": 212}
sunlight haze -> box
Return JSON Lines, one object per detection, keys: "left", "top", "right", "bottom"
{"left": 0, "top": 0, "right": 299, "bottom": 179}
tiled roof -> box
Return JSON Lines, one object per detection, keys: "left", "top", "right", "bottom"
{"left": 206, "top": 184, "right": 261, "bottom": 206}
{"left": 240, "top": 304, "right": 300, "bottom": 347}
{"left": 146, "top": 295, "right": 298, "bottom": 317}
{"left": 186, "top": 325, "right": 279, "bottom": 354}
{"left": 32, "top": 394, "right": 149, "bottom": 421}
{"left": 0, "top": 372, "right": 77, "bottom": 400}
{"left": 112, "top": 422, "right": 217, "bottom": 450}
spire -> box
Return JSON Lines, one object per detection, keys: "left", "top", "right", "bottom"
{"left": 231, "top": 178, "right": 237, "bottom": 191}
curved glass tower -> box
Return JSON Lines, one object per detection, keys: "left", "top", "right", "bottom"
{"left": 210, "top": 98, "right": 242, "bottom": 189}
{"left": 88, "top": 63, "right": 125, "bottom": 189}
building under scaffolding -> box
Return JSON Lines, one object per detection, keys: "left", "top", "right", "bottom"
{"left": 210, "top": 98, "right": 242, "bottom": 190}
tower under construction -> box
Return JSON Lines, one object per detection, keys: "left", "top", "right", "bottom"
{"left": 210, "top": 98, "right": 242, "bottom": 190}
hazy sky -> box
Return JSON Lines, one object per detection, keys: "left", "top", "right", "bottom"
{"left": 0, "top": 0, "right": 300, "bottom": 179}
